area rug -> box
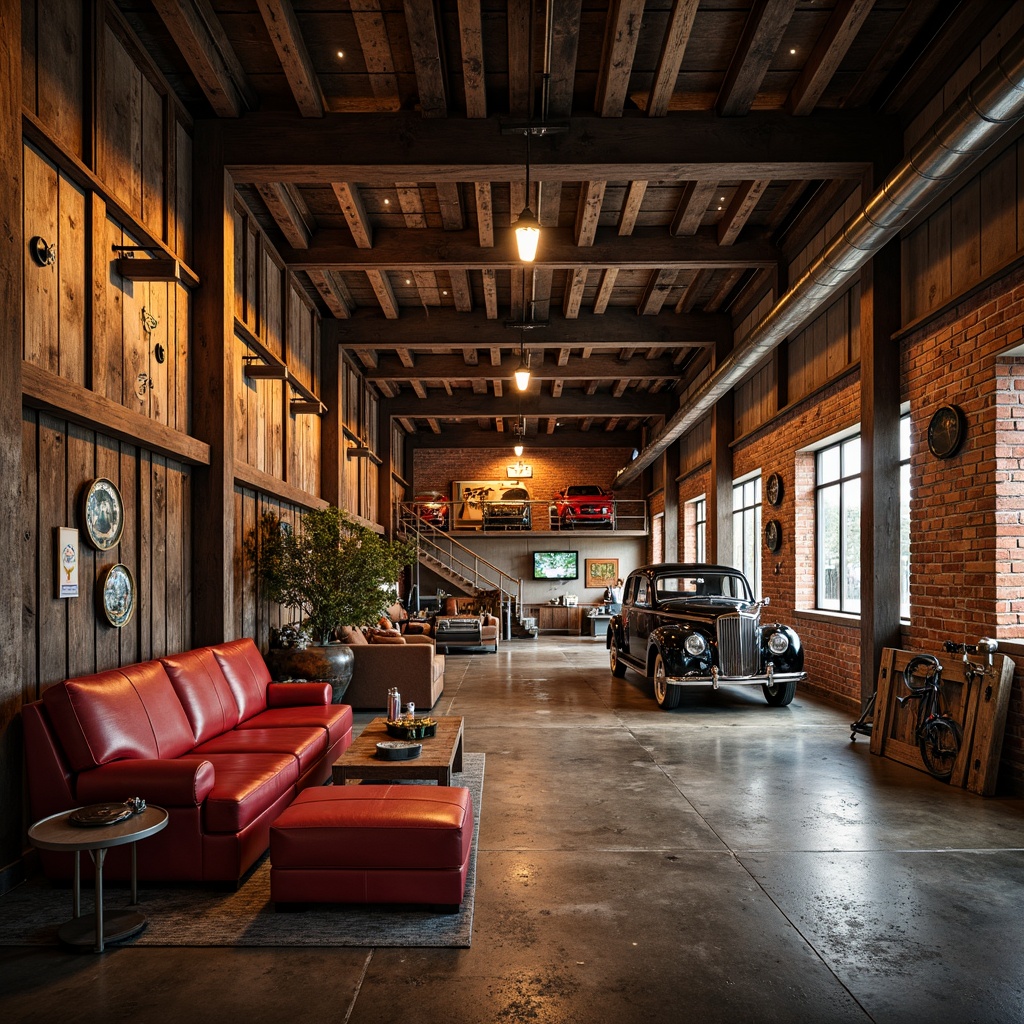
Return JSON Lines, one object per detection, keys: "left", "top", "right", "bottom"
{"left": 0, "top": 753, "right": 483, "bottom": 949}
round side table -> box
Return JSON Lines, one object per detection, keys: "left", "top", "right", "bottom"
{"left": 28, "top": 805, "right": 168, "bottom": 953}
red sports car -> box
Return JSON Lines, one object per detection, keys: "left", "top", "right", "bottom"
{"left": 553, "top": 485, "right": 615, "bottom": 528}
{"left": 413, "top": 491, "right": 449, "bottom": 529}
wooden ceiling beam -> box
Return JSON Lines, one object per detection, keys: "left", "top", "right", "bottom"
{"left": 331, "top": 183, "right": 373, "bottom": 249}
{"left": 256, "top": 182, "right": 312, "bottom": 249}
{"left": 474, "top": 182, "right": 493, "bottom": 247}
{"left": 617, "top": 180, "right": 647, "bottom": 235}
{"left": 403, "top": 0, "right": 448, "bottom": 117}
{"left": 151, "top": 0, "right": 254, "bottom": 117}
{"left": 383, "top": 390, "right": 676, "bottom": 418}
{"left": 705, "top": 269, "right": 745, "bottom": 313}
{"left": 456, "top": 0, "right": 487, "bottom": 118}
{"left": 646, "top": 0, "right": 701, "bottom": 117}
{"left": 351, "top": 0, "right": 399, "bottom": 103}
{"left": 449, "top": 269, "right": 473, "bottom": 313}
{"left": 365, "top": 352, "right": 686, "bottom": 382}
{"left": 717, "top": 0, "right": 799, "bottom": 117}
{"left": 638, "top": 269, "right": 678, "bottom": 315}
{"left": 563, "top": 268, "right": 588, "bottom": 319}
{"left": 436, "top": 182, "right": 464, "bottom": 230}
{"left": 545, "top": 0, "right": 584, "bottom": 117}
{"left": 256, "top": 0, "right": 324, "bottom": 117}
{"left": 482, "top": 270, "right": 499, "bottom": 319}
{"left": 787, "top": 0, "right": 876, "bottom": 116}
{"left": 222, "top": 112, "right": 891, "bottom": 182}
{"left": 405, "top": 425, "right": 645, "bottom": 448}
{"left": 595, "top": 0, "right": 647, "bottom": 117}
{"left": 671, "top": 180, "right": 717, "bottom": 236}
{"left": 328, "top": 306, "right": 728, "bottom": 347}
{"left": 593, "top": 268, "right": 619, "bottom": 314}
{"left": 507, "top": 0, "right": 532, "bottom": 119}
{"left": 367, "top": 270, "right": 400, "bottom": 319}
{"left": 281, "top": 226, "right": 778, "bottom": 271}
{"left": 575, "top": 181, "right": 607, "bottom": 246}
{"left": 717, "top": 179, "right": 771, "bottom": 245}
{"left": 307, "top": 269, "right": 351, "bottom": 318}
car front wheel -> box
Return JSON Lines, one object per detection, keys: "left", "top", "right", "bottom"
{"left": 762, "top": 679, "right": 797, "bottom": 707}
{"left": 610, "top": 641, "right": 627, "bottom": 678}
{"left": 652, "top": 653, "right": 681, "bottom": 709}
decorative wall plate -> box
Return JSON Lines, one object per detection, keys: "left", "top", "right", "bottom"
{"left": 81, "top": 477, "right": 124, "bottom": 551}
{"left": 764, "top": 519, "right": 782, "bottom": 553}
{"left": 766, "top": 472, "right": 784, "bottom": 507}
{"left": 927, "top": 404, "right": 966, "bottom": 459}
{"left": 101, "top": 563, "right": 136, "bottom": 628}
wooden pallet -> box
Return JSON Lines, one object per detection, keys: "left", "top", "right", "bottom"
{"left": 870, "top": 647, "right": 1015, "bottom": 796}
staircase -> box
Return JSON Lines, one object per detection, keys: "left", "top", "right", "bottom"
{"left": 396, "top": 506, "right": 536, "bottom": 638}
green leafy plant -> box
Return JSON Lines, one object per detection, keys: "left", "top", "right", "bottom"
{"left": 247, "top": 506, "right": 415, "bottom": 643}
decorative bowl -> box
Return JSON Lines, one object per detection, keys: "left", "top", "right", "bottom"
{"left": 376, "top": 740, "right": 422, "bottom": 761}
{"left": 386, "top": 718, "right": 437, "bottom": 740}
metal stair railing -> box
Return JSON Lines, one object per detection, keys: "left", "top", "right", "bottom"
{"left": 396, "top": 505, "right": 523, "bottom": 624}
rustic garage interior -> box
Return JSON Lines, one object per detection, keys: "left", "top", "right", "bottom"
{"left": 2, "top": 1, "right": 1024, "bottom": 1021}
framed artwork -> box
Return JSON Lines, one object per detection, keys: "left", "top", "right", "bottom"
{"left": 585, "top": 557, "right": 618, "bottom": 589}
{"left": 101, "top": 563, "right": 136, "bottom": 628}
{"left": 506, "top": 462, "right": 533, "bottom": 479}
{"left": 81, "top": 477, "right": 124, "bottom": 551}
{"left": 451, "top": 479, "right": 509, "bottom": 528}
{"left": 57, "top": 527, "right": 79, "bottom": 599}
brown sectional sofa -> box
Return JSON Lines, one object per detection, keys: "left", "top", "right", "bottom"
{"left": 23, "top": 638, "right": 352, "bottom": 884}
{"left": 341, "top": 638, "right": 446, "bottom": 710}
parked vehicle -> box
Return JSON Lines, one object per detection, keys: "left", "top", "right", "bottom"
{"left": 607, "top": 563, "right": 806, "bottom": 709}
{"left": 481, "top": 484, "right": 532, "bottom": 530}
{"left": 553, "top": 484, "right": 615, "bottom": 528}
{"left": 412, "top": 491, "right": 449, "bottom": 529}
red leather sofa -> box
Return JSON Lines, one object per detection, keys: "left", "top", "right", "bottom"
{"left": 23, "top": 638, "right": 353, "bottom": 884}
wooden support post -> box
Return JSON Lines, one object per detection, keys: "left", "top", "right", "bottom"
{"left": 320, "top": 321, "right": 342, "bottom": 508}
{"left": 190, "top": 122, "right": 235, "bottom": 644}
{"left": 0, "top": 0, "right": 24, "bottom": 878}
{"left": 377, "top": 399, "right": 394, "bottom": 535}
{"left": 860, "top": 240, "right": 903, "bottom": 704}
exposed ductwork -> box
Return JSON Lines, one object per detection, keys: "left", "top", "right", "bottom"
{"left": 613, "top": 31, "right": 1024, "bottom": 490}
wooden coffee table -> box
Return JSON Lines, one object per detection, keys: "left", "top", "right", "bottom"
{"left": 332, "top": 716, "right": 464, "bottom": 786}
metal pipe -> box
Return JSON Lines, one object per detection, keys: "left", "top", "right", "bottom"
{"left": 613, "top": 30, "right": 1024, "bottom": 490}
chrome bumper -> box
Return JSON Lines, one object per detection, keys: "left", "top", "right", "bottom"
{"left": 664, "top": 666, "right": 807, "bottom": 688}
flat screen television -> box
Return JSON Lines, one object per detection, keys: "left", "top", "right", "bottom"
{"left": 533, "top": 550, "right": 579, "bottom": 580}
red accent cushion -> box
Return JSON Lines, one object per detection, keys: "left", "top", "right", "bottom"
{"left": 161, "top": 647, "right": 240, "bottom": 743}
{"left": 201, "top": 753, "right": 298, "bottom": 833}
{"left": 211, "top": 638, "right": 272, "bottom": 722}
{"left": 42, "top": 662, "right": 196, "bottom": 772}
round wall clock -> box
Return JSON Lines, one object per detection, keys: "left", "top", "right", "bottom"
{"left": 765, "top": 472, "right": 784, "bottom": 507}
{"left": 101, "top": 563, "right": 136, "bottom": 628}
{"left": 927, "top": 404, "right": 967, "bottom": 459}
{"left": 81, "top": 478, "right": 124, "bottom": 551}
{"left": 764, "top": 519, "right": 782, "bottom": 553}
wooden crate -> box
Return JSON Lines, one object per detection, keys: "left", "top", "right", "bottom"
{"left": 870, "top": 647, "right": 1015, "bottom": 796}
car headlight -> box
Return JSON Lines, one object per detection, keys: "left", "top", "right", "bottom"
{"left": 684, "top": 633, "right": 707, "bottom": 656}
{"left": 767, "top": 632, "right": 790, "bottom": 655}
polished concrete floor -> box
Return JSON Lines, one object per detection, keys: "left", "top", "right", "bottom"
{"left": 3, "top": 636, "right": 1024, "bottom": 1024}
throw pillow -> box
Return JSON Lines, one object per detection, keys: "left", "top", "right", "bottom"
{"left": 339, "top": 625, "right": 368, "bottom": 645}
{"left": 368, "top": 631, "right": 406, "bottom": 645}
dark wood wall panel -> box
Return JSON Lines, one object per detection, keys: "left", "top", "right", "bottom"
{"left": 21, "top": 408, "right": 192, "bottom": 700}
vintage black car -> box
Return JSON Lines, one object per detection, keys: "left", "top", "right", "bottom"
{"left": 607, "top": 563, "right": 806, "bottom": 709}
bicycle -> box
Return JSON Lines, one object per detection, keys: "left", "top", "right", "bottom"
{"left": 897, "top": 654, "right": 962, "bottom": 781}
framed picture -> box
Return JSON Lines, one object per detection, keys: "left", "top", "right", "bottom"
{"left": 81, "top": 477, "right": 124, "bottom": 551}
{"left": 451, "top": 479, "right": 509, "bottom": 528}
{"left": 506, "top": 462, "right": 533, "bottom": 479}
{"left": 56, "top": 527, "right": 79, "bottom": 599}
{"left": 585, "top": 557, "right": 618, "bottom": 589}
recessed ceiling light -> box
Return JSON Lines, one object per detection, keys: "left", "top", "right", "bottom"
{"left": 384, "top": 198, "right": 390, "bottom": 205}
{"left": 442, "top": 290, "right": 448, "bottom": 295}
{"left": 405, "top": 278, "right": 411, "bottom": 284}
{"left": 790, "top": 48, "right": 797, "bottom": 55}
{"left": 336, "top": 50, "right": 344, "bottom": 59}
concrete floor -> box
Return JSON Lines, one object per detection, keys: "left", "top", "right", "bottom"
{"left": 3, "top": 635, "right": 1024, "bottom": 1024}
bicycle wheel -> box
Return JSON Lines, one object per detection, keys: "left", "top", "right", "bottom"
{"left": 919, "top": 716, "right": 962, "bottom": 781}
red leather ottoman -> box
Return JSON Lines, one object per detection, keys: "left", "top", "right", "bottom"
{"left": 269, "top": 785, "right": 473, "bottom": 910}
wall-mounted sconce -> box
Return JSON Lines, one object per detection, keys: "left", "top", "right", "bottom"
{"left": 141, "top": 307, "right": 159, "bottom": 333}
{"left": 243, "top": 357, "right": 288, "bottom": 380}
{"left": 134, "top": 373, "right": 153, "bottom": 400}
{"left": 30, "top": 236, "right": 56, "bottom": 266}
{"left": 113, "top": 245, "right": 181, "bottom": 282}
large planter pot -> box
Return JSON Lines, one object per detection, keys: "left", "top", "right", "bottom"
{"left": 265, "top": 643, "right": 354, "bottom": 704}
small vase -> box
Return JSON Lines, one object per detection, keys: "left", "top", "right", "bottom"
{"left": 264, "top": 643, "right": 354, "bottom": 704}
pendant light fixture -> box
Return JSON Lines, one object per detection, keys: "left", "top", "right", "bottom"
{"left": 514, "top": 130, "right": 541, "bottom": 262}
{"left": 514, "top": 333, "right": 531, "bottom": 391}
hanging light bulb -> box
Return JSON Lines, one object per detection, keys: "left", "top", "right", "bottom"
{"left": 513, "top": 417, "right": 525, "bottom": 457}
{"left": 515, "top": 208, "right": 540, "bottom": 262}
{"left": 514, "top": 351, "right": 531, "bottom": 391}
{"left": 514, "top": 439, "right": 525, "bottom": 457}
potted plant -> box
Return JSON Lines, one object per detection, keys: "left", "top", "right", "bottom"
{"left": 247, "top": 506, "right": 415, "bottom": 702}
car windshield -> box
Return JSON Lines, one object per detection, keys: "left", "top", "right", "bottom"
{"left": 654, "top": 572, "right": 752, "bottom": 603}
{"left": 566, "top": 486, "right": 602, "bottom": 496}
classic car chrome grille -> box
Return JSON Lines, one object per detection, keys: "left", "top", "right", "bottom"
{"left": 716, "top": 612, "right": 758, "bottom": 675}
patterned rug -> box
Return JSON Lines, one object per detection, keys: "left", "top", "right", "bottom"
{"left": 0, "top": 753, "right": 483, "bottom": 949}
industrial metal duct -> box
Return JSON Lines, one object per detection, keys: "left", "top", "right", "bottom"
{"left": 614, "top": 30, "right": 1024, "bottom": 490}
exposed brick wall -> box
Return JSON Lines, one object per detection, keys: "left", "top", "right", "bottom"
{"left": 903, "top": 265, "right": 1024, "bottom": 794}
{"left": 413, "top": 446, "right": 642, "bottom": 532}
{"left": 679, "top": 467, "right": 710, "bottom": 562}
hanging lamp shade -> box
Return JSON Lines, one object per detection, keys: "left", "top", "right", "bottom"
{"left": 514, "top": 208, "right": 541, "bottom": 262}
{"left": 514, "top": 348, "right": 531, "bottom": 391}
